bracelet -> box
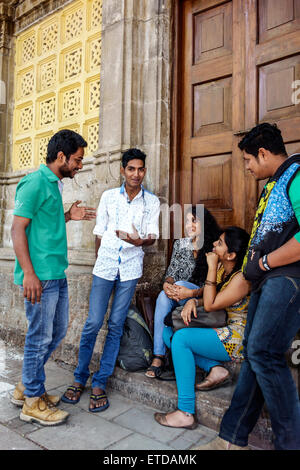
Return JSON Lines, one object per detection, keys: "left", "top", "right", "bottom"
{"left": 262, "top": 254, "right": 271, "bottom": 271}
{"left": 204, "top": 280, "right": 217, "bottom": 286}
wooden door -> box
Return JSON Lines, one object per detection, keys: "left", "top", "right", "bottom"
{"left": 245, "top": 0, "right": 300, "bottom": 211}
{"left": 176, "top": 0, "right": 300, "bottom": 232}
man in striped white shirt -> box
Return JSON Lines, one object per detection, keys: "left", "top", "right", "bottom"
{"left": 62, "top": 148, "right": 160, "bottom": 412}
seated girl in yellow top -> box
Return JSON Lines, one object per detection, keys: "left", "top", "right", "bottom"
{"left": 154, "top": 226, "right": 250, "bottom": 430}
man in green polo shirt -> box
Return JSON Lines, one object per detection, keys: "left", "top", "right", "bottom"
{"left": 10, "top": 129, "right": 96, "bottom": 426}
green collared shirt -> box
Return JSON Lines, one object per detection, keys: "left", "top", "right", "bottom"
{"left": 13, "top": 164, "right": 68, "bottom": 284}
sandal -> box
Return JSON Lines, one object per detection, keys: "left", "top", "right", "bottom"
{"left": 145, "top": 355, "right": 165, "bottom": 378}
{"left": 61, "top": 385, "right": 84, "bottom": 404}
{"left": 154, "top": 410, "right": 198, "bottom": 430}
{"left": 196, "top": 369, "right": 231, "bottom": 391}
{"left": 157, "top": 370, "right": 176, "bottom": 381}
{"left": 89, "top": 392, "right": 110, "bottom": 413}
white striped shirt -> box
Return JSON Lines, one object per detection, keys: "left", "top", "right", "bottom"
{"left": 93, "top": 184, "right": 160, "bottom": 281}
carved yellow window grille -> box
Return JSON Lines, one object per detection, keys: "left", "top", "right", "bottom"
{"left": 12, "top": 0, "right": 102, "bottom": 170}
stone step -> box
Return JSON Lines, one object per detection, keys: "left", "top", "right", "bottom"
{"left": 108, "top": 365, "right": 274, "bottom": 450}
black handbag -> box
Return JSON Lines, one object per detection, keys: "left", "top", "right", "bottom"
{"left": 171, "top": 304, "right": 227, "bottom": 331}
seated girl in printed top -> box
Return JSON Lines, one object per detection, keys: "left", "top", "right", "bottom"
{"left": 154, "top": 226, "right": 250, "bottom": 429}
{"left": 145, "top": 206, "right": 220, "bottom": 378}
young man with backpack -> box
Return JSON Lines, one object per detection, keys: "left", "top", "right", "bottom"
{"left": 195, "top": 123, "right": 300, "bottom": 450}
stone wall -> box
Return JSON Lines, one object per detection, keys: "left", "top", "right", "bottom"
{"left": 0, "top": 0, "right": 173, "bottom": 367}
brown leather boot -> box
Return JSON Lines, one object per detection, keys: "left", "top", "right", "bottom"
{"left": 11, "top": 382, "right": 60, "bottom": 407}
{"left": 20, "top": 394, "right": 69, "bottom": 426}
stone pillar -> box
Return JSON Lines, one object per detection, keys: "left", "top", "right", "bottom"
{"left": 0, "top": 1, "right": 14, "bottom": 173}
{"left": 96, "top": 0, "right": 172, "bottom": 290}
{"left": 0, "top": 1, "right": 13, "bottom": 248}
{"left": 99, "top": 0, "right": 171, "bottom": 195}
{"left": 57, "top": 0, "right": 173, "bottom": 366}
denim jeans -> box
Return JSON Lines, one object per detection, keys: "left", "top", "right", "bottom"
{"left": 22, "top": 279, "right": 69, "bottom": 397}
{"left": 74, "top": 274, "right": 138, "bottom": 390}
{"left": 219, "top": 276, "right": 300, "bottom": 450}
{"left": 153, "top": 280, "right": 200, "bottom": 355}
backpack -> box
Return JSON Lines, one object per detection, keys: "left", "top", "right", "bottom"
{"left": 117, "top": 305, "right": 153, "bottom": 371}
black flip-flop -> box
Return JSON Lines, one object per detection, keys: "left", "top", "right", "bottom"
{"left": 61, "top": 385, "right": 84, "bottom": 404}
{"left": 89, "top": 393, "right": 110, "bottom": 412}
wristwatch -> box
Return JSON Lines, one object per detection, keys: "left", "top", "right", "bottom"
{"left": 262, "top": 254, "right": 271, "bottom": 271}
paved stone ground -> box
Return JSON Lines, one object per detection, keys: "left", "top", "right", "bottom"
{"left": 0, "top": 341, "right": 219, "bottom": 451}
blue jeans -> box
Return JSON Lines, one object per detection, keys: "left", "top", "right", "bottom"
{"left": 170, "top": 328, "right": 231, "bottom": 414}
{"left": 74, "top": 274, "right": 138, "bottom": 390}
{"left": 219, "top": 276, "right": 300, "bottom": 450}
{"left": 22, "top": 279, "right": 69, "bottom": 397}
{"left": 153, "top": 280, "right": 200, "bottom": 355}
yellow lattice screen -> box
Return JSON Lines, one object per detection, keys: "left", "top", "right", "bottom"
{"left": 12, "top": 0, "right": 102, "bottom": 170}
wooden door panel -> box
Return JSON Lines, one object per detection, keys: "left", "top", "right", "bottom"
{"left": 259, "top": 0, "right": 300, "bottom": 43}
{"left": 259, "top": 55, "right": 300, "bottom": 122}
{"left": 193, "top": 1, "right": 232, "bottom": 63}
{"left": 193, "top": 77, "right": 232, "bottom": 137}
{"left": 192, "top": 154, "right": 232, "bottom": 207}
